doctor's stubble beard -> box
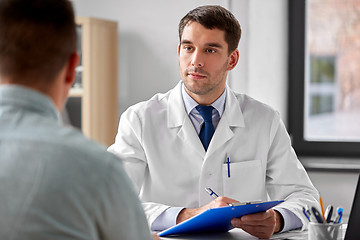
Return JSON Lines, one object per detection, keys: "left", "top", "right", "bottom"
{"left": 182, "top": 67, "right": 225, "bottom": 97}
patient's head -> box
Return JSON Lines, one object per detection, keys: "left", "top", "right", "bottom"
{"left": 0, "top": 0, "right": 76, "bottom": 86}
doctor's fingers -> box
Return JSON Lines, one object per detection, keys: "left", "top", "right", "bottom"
{"left": 240, "top": 209, "right": 275, "bottom": 222}
{"left": 230, "top": 211, "right": 277, "bottom": 239}
{"left": 152, "top": 233, "right": 161, "bottom": 240}
{"left": 212, "top": 196, "right": 238, "bottom": 208}
{"left": 203, "top": 196, "right": 238, "bottom": 211}
{"left": 230, "top": 210, "right": 277, "bottom": 228}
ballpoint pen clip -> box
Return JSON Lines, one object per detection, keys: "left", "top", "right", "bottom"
{"left": 307, "top": 206, "right": 317, "bottom": 223}
{"left": 230, "top": 200, "right": 263, "bottom": 207}
{"left": 226, "top": 154, "right": 230, "bottom": 178}
{"left": 324, "top": 205, "right": 333, "bottom": 223}
{"left": 334, "top": 207, "right": 343, "bottom": 223}
{"left": 311, "top": 206, "right": 325, "bottom": 223}
{"left": 303, "top": 207, "right": 310, "bottom": 221}
{"left": 306, "top": 206, "right": 311, "bottom": 217}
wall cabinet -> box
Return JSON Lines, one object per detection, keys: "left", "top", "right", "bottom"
{"left": 65, "top": 17, "right": 118, "bottom": 147}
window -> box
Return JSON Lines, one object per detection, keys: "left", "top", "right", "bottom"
{"left": 288, "top": 0, "right": 360, "bottom": 157}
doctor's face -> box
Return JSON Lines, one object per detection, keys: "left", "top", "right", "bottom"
{"left": 178, "top": 21, "right": 239, "bottom": 105}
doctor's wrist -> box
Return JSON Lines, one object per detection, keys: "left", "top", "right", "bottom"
{"left": 274, "top": 210, "right": 284, "bottom": 233}
{"left": 176, "top": 208, "right": 200, "bottom": 224}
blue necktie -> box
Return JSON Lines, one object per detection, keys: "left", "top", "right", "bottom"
{"left": 196, "top": 105, "right": 215, "bottom": 151}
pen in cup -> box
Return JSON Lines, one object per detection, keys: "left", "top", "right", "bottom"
{"left": 319, "top": 195, "right": 325, "bottom": 219}
{"left": 303, "top": 207, "right": 310, "bottom": 221}
{"left": 311, "top": 206, "right": 325, "bottom": 223}
{"left": 303, "top": 206, "right": 322, "bottom": 223}
{"left": 324, "top": 205, "right": 333, "bottom": 223}
{"left": 333, "top": 208, "right": 343, "bottom": 223}
{"left": 304, "top": 204, "right": 343, "bottom": 224}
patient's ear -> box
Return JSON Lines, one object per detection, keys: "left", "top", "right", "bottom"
{"left": 64, "top": 52, "right": 79, "bottom": 87}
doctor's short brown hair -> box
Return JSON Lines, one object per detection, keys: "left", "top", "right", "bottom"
{"left": 178, "top": 5, "right": 241, "bottom": 55}
{"left": 0, "top": 0, "right": 76, "bottom": 85}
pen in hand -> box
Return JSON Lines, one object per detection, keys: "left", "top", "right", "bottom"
{"left": 204, "top": 187, "right": 242, "bottom": 207}
{"left": 205, "top": 187, "right": 219, "bottom": 199}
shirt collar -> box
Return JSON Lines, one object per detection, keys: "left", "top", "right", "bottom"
{"left": 0, "top": 84, "right": 60, "bottom": 121}
{"left": 181, "top": 82, "right": 226, "bottom": 117}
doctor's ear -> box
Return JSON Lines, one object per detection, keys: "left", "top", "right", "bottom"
{"left": 227, "top": 49, "right": 239, "bottom": 71}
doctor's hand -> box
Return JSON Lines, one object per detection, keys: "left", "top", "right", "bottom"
{"left": 152, "top": 233, "right": 161, "bottom": 240}
{"left": 176, "top": 196, "right": 238, "bottom": 224}
{"left": 230, "top": 209, "right": 284, "bottom": 239}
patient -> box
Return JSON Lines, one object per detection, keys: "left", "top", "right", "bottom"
{"left": 0, "top": 0, "right": 156, "bottom": 239}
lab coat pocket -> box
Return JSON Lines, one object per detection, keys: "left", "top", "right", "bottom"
{"left": 222, "top": 160, "right": 265, "bottom": 202}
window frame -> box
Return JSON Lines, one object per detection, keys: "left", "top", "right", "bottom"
{"left": 288, "top": 0, "right": 360, "bottom": 157}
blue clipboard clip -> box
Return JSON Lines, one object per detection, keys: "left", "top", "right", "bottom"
{"left": 230, "top": 200, "right": 263, "bottom": 207}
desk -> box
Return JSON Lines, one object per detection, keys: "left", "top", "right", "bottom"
{"left": 159, "top": 228, "right": 307, "bottom": 240}
{"left": 159, "top": 224, "right": 347, "bottom": 240}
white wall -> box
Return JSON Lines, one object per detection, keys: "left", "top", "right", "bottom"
{"left": 230, "top": 0, "right": 288, "bottom": 123}
{"left": 73, "top": 0, "right": 357, "bottom": 219}
{"left": 73, "top": 0, "right": 288, "bottom": 121}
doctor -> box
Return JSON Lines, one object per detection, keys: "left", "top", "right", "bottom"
{"left": 108, "top": 5, "right": 320, "bottom": 239}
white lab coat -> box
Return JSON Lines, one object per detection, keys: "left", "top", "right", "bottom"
{"left": 108, "top": 81, "right": 320, "bottom": 230}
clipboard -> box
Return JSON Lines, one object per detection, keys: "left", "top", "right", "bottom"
{"left": 158, "top": 200, "right": 284, "bottom": 237}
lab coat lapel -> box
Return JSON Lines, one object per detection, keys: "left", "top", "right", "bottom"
{"left": 167, "top": 82, "right": 205, "bottom": 157}
{"left": 178, "top": 118, "right": 205, "bottom": 157}
{"left": 206, "top": 88, "right": 245, "bottom": 156}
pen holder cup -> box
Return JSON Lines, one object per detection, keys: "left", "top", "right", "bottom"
{"left": 308, "top": 222, "right": 343, "bottom": 240}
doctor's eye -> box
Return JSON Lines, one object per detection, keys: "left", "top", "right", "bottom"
{"left": 205, "top": 48, "right": 216, "bottom": 54}
{"left": 183, "top": 46, "right": 194, "bottom": 52}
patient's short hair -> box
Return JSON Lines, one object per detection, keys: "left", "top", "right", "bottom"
{"left": 0, "top": 0, "right": 76, "bottom": 84}
{"left": 179, "top": 5, "right": 241, "bottom": 54}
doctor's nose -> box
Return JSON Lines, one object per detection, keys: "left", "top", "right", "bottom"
{"left": 191, "top": 51, "right": 204, "bottom": 68}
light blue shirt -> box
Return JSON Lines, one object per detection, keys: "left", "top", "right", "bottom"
{"left": 0, "top": 85, "right": 152, "bottom": 240}
{"left": 182, "top": 84, "right": 225, "bottom": 134}
{"left": 152, "top": 83, "right": 302, "bottom": 233}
